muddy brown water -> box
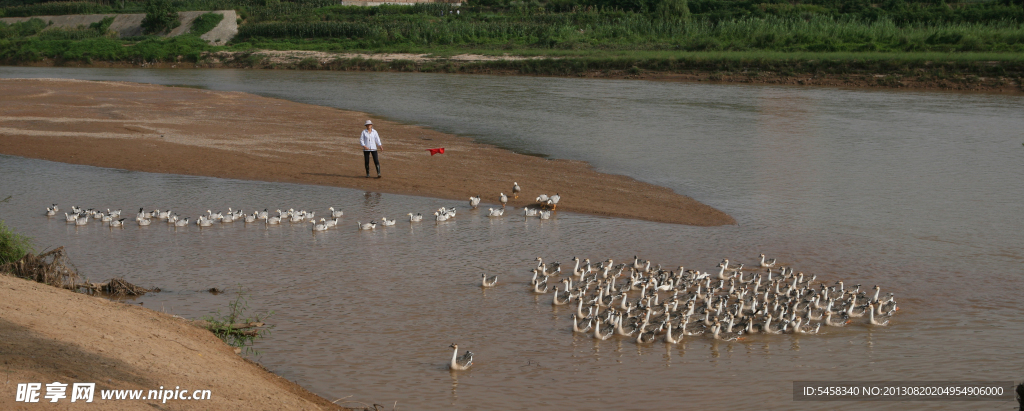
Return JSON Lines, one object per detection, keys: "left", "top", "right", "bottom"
{"left": 2, "top": 67, "right": 1023, "bottom": 410}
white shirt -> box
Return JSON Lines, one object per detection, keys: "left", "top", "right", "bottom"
{"left": 360, "top": 129, "right": 382, "bottom": 150}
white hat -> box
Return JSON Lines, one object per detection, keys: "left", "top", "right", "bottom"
{"left": 365, "top": 120, "right": 373, "bottom": 126}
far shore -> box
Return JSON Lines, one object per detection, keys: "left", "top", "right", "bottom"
{"left": 0, "top": 78, "right": 735, "bottom": 226}
{"left": 5, "top": 49, "right": 1023, "bottom": 94}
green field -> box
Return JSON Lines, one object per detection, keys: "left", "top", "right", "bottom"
{"left": 2, "top": 0, "right": 1023, "bottom": 77}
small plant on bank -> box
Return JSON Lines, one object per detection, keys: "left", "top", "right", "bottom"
{"left": 189, "top": 12, "right": 224, "bottom": 36}
{"left": 201, "top": 286, "right": 274, "bottom": 355}
{"left": 0, "top": 195, "right": 33, "bottom": 266}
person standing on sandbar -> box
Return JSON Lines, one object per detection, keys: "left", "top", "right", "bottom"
{"left": 360, "top": 120, "right": 383, "bottom": 178}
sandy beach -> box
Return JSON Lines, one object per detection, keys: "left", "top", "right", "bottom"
{"left": 0, "top": 78, "right": 734, "bottom": 226}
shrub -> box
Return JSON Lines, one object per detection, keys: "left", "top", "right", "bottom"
{"left": 141, "top": 0, "right": 180, "bottom": 34}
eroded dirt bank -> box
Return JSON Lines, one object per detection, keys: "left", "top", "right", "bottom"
{"left": 0, "top": 78, "right": 734, "bottom": 226}
{"left": 0, "top": 274, "right": 350, "bottom": 410}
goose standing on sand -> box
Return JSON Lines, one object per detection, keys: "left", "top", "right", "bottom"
{"left": 536, "top": 194, "right": 549, "bottom": 204}
{"left": 358, "top": 221, "right": 377, "bottom": 230}
{"left": 487, "top": 208, "right": 503, "bottom": 217}
{"left": 499, "top": 193, "right": 508, "bottom": 208}
{"left": 408, "top": 213, "right": 423, "bottom": 222}
{"left": 547, "top": 193, "right": 560, "bottom": 209}
{"left": 448, "top": 344, "right": 473, "bottom": 371}
{"left": 512, "top": 182, "right": 521, "bottom": 199}
{"left": 469, "top": 196, "right": 481, "bottom": 209}
{"left": 481, "top": 273, "right": 498, "bottom": 288}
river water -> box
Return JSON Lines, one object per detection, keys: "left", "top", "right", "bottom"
{"left": 1, "top": 67, "right": 1023, "bottom": 409}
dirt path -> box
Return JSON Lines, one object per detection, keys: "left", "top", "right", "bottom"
{"left": 0, "top": 274, "right": 352, "bottom": 410}
{"left": 0, "top": 78, "right": 734, "bottom": 226}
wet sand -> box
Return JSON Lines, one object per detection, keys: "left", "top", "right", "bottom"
{"left": 0, "top": 78, "right": 734, "bottom": 226}
{"left": 0, "top": 275, "right": 350, "bottom": 410}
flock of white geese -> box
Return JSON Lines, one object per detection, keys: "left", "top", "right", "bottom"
{"left": 41, "top": 182, "right": 562, "bottom": 235}
{"left": 523, "top": 254, "right": 899, "bottom": 345}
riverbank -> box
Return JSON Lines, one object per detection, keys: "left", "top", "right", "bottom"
{"left": 0, "top": 78, "right": 734, "bottom": 226}
{"left": 0, "top": 274, "right": 350, "bottom": 410}
{"left": 8, "top": 50, "right": 1023, "bottom": 93}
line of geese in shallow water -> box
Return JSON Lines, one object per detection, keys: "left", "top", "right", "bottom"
{"left": 42, "top": 193, "right": 561, "bottom": 233}
{"left": 520, "top": 255, "right": 900, "bottom": 344}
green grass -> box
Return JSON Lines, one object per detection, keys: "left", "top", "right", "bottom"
{"left": 201, "top": 287, "right": 273, "bottom": 355}
{"left": 0, "top": 196, "right": 33, "bottom": 266}
{"left": 189, "top": 11, "right": 223, "bottom": 35}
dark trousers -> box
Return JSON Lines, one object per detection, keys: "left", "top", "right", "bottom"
{"left": 363, "top": 150, "right": 380, "bottom": 176}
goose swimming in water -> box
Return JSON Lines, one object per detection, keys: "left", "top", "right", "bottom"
{"left": 571, "top": 314, "right": 592, "bottom": 333}
{"left": 434, "top": 211, "right": 448, "bottom": 222}
{"left": 109, "top": 218, "right": 125, "bottom": 228}
{"left": 539, "top": 210, "right": 552, "bottom": 220}
{"left": 45, "top": 204, "right": 58, "bottom": 216}
{"left": 174, "top": 218, "right": 189, "bottom": 227}
{"left": 64, "top": 212, "right": 78, "bottom": 223}
{"left": 469, "top": 196, "right": 481, "bottom": 209}
{"left": 759, "top": 253, "right": 777, "bottom": 268}
{"left": 329, "top": 207, "right": 344, "bottom": 218}
{"left": 523, "top": 208, "right": 539, "bottom": 217}
{"left": 381, "top": 217, "right": 396, "bottom": 226}
{"left": 312, "top": 219, "right": 328, "bottom": 231}
{"left": 448, "top": 344, "right": 473, "bottom": 371}
{"left": 408, "top": 213, "right": 423, "bottom": 222}
{"left": 265, "top": 215, "right": 281, "bottom": 225}
{"left": 481, "top": 273, "right": 498, "bottom": 288}
{"left": 358, "top": 221, "right": 377, "bottom": 230}
{"left": 487, "top": 208, "right": 503, "bottom": 217}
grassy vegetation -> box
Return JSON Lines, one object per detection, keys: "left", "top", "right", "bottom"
{"left": 201, "top": 287, "right": 273, "bottom": 355}
{"left": 0, "top": 196, "right": 33, "bottom": 266}
{"left": 189, "top": 11, "right": 222, "bottom": 35}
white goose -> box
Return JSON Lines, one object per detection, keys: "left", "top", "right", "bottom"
{"left": 434, "top": 212, "right": 448, "bottom": 222}
{"left": 481, "top": 273, "right": 498, "bottom": 288}
{"left": 45, "top": 204, "right": 58, "bottom": 216}
{"left": 523, "top": 208, "right": 539, "bottom": 217}
{"left": 759, "top": 253, "right": 777, "bottom": 268}
{"left": 539, "top": 210, "right": 552, "bottom": 220}
{"left": 329, "top": 207, "right": 344, "bottom": 218}
{"left": 487, "top": 208, "right": 503, "bottom": 217}
{"left": 174, "top": 218, "right": 189, "bottom": 227}
{"left": 358, "top": 221, "right": 377, "bottom": 230}
{"left": 75, "top": 214, "right": 89, "bottom": 226}
{"left": 547, "top": 193, "right": 560, "bottom": 209}
{"left": 512, "top": 182, "right": 521, "bottom": 199}
{"left": 408, "top": 213, "right": 423, "bottom": 222}
{"left": 448, "top": 344, "right": 473, "bottom": 371}
{"left": 108, "top": 218, "right": 125, "bottom": 229}
{"left": 138, "top": 218, "right": 152, "bottom": 226}
{"left": 469, "top": 196, "right": 481, "bottom": 209}
{"left": 265, "top": 215, "right": 281, "bottom": 225}
{"left": 499, "top": 193, "right": 508, "bottom": 208}
{"left": 312, "top": 219, "right": 328, "bottom": 231}
{"left": 535, "top": 194, "right": 549, "bottom": 203}
{"left": 381, "top": 217, "right": 396, "bottom": 226}
{"left": 64, "top": 212, "right": 78, "bottom": 223}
